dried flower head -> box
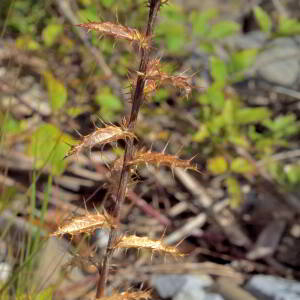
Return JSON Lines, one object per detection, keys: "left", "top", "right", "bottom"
{"left": 76, "top": 22, "right": 150, "bottom": 49}
{"left": 97, "top": 290, "right": 151, "bottom": 300}
{"left": 64, "top": 121, "right": 136, "bottom": 159}
{"left": 114, "top": 234, "right": 184, "bottom": 257}
{"left": 51, "top": 211, "right": 116, "bottom": 237}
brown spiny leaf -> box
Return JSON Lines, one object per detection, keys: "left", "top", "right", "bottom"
{"left": 51, "top": 211, "right": 116, "bottom": 237}
{"left": 76, "top": 22, "right": 150, "bottom": 49}
{"left": 64, "top": 120, "right": 136, "bottom": 159}
{"left": 113, "top": 234, "right": 185, "bottom": 257}
{"left": 97, "top": 290, "right": 151, "bottom": 300}
{"left": 112, "top": 147, "right": 198, "bottom": 173}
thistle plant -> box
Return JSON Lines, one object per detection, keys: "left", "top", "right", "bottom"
{"left": 52, "top": 1, "right": 197, "bottom": 299}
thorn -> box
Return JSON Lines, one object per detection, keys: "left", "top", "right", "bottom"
{"left": 162, "top": 139, "right": 170, "bottom": 154}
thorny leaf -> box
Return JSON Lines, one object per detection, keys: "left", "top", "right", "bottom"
{"left": 64, "top": 119, "right": 136, "bottom": 159}
{"left": 114, "top": 235, "right": 184, "bottom": 257}
{"left": 76, "top": 22, "right": 150, "bottom": 49}
{"left": 51, "top": 211, "right": 117, "bottom": 237}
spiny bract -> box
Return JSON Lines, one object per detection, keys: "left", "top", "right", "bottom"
{"left": 65, "top": 122, "right": 136, "bottom": 159}
{"left": 51, "top": 211, "right": 116, "bottom": 237}
{"left": 112, "top": 147, "right": 198, "bottom": 173}
{"left": 114, "top": 234, "right": 184, "bottom": 257}
{"left": 76, "top": 22, "right": 150, "bottom": 49}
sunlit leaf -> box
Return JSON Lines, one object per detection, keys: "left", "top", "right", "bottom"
{"left": 210, "top": 56, "right": 228, "bottom": 84}
{"left": 207, "top": 156, "right": 228, "bottom": 174}
{"left": 27, "top": 124, "right": 72, "bottom": 175}
{"left": 42, "top": 23, "right": 63, "bottom": 47}
{"left": 43, "top": 71, "right": 67, "bottom": 112}
{"left": 35, "top": 287, "right": 53, "bottom": 300}
{"left": 231, "top": 157, "right": 254, "bottom": 174}
{"left": 253, "top": 6, "right": 272, "bottom": 33}
{"left": 226, "top": 176, "right": 243, "bottom": 208}
{"left": 95, "top": 87, "right": 123, "bottom": 121}
{"left": 16, "top": 36, "right": 41, "bottom": 51}
{"left": 229, "top": 49, "right": 258, "bottom": 73}
{"left": 278, "top": 17, "right": 300, "bottom": 35}
{"left": 236, "top": 107, "right": 271, "bottom": 124}
{"left": 190, "top": 9, "right": 218, "bottom": 36}
{"left": 207, "top": 21, "right": 240, "bottom": 39}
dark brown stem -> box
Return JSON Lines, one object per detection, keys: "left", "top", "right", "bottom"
{"left": 95, "top": 1, "right": 162, "bottom": 298}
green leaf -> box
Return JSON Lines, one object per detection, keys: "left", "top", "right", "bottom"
{"left": 95, "top": 87, "right": 123, "bottom": 121}
{"left": 263, "top": 114, "right": 300, "bottom": 138}
{"left": 231, "top": 157, "right": 254, "bottom": 174}
{"left": 226, "top": 176, "right": 243, "bottom": 208}
{"left": 207, "top": 21, "right": 240, "bottom": 39}
{"left": 235, "top": 107, "right": 271, "bottom": 124}
{"left": 43, "top": 71, "right": 67, "bottom": 112}
{"left": 285, "top": 164, "right": 300, "bottom": 185}
{"left": 229, "top": 49, "right": 258, "bottom": 73}
{"left": 42, "top": 23, "right": 63, "bottom": 47}
{"left": 190, "top": 9, "right": 218, "bottom": 37}
{"left": 156, "top": 21, "right": 186, "bottom": 53}
{"left": 77, "top": 7, "right": 98, "bottom": 22}
{"left": 0, "top": 113, "right": 21, "bottom": 134}
{"left": 35, "top": 287, "right": 53, "bottom": 300}
{"left": 278, "top": 17, "right": 300, "bottom": 35}
{"left": 16, "top": 36, "right": 41, "bottom": 51}
{"left": 198, "top": 82, "right": 225, "bottom": 110}
{"left": 101, "top": 0, "right": 115, "bottom": 8}
{"left": 27, "top": 124, "right": 72, "bottom": 175}
{"left": 192, "top": 125, "right": 210, "bottom": 142}
{"left": 207, "top": 156, "right": 228, "bottom": 174}
{"left": 210, "top": 56, "right": 228, "bottom": 84}
{"left": 253, "top": 6, "right": 272, "bottom": 33}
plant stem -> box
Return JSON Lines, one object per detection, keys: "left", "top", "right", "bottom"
{"left": 95, "top": 1, "right": 161, "bottom": 298}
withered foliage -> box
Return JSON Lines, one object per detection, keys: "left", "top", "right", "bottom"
{"left": 131, "top": 58, "right": 193, "bottom": 99}
{"left": 96, "top": 290, "right": 151, "bottom": 300}
{"left": 51, "top": 211, "right": 116, "bottom": 237}
{"left": 112, "top": 147, "right": 198, "bottom": 173}
{"left": 76, "top": 22, "right": 150, "bottom": 49}
{"left": 65, "top": 120, "right": 136, "bottom": 159}
{"left": 113, "top": 235, "right": 184, "bottom": 257}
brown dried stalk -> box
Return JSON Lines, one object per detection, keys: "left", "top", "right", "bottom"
{"left": 96, "top": 1, "right": 163, "bottom": 298}
{"left": 114, "top": 235, "right": 184, "bottom": 257}
{"left": 64, "top": 119, "right": 136, "bottom": 159}
{"left": 51, "top": 211, "right": 116, "bottom": 237}
{"left": 96, "top": 290, "right": 151, "bottom": 300}
{"left": 76, "top": 22, "right": 150, "bottom": 49}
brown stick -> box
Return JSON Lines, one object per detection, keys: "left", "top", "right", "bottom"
{"left": 95, "top": 1, "right": 162, "bottom": 298}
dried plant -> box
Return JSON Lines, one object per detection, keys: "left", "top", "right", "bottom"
{"left": 52, "top": 1, "right": 198, "bottom": 299}
{"left": 50, "top": 211, "right": 117, "bottom": 237}
{"left": 114, "top": 235, "right": 184, "bottom": 258}
{"left": 64, "top": 118, "right": 136, "bottom": 159}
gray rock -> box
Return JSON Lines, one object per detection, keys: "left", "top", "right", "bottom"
{"left": 152, "top": 274, "right": 214, "bottom": 299}
{"left": 246, "top": 275, "right": 300, "bottom": 300}
{"left": 256, "top": 38, "right": 300, "bottom": 86}
{"left": 224, "top": 31, "right": 267, "bottom": 50}
{"left": 173, "top": 275, "right": 223, "bottom": 300}
{"left": 0, "top": 262, "right": 12, "bottom": 282}
{"left": 152, "top": 275, "right": 188, "bottom": 298}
